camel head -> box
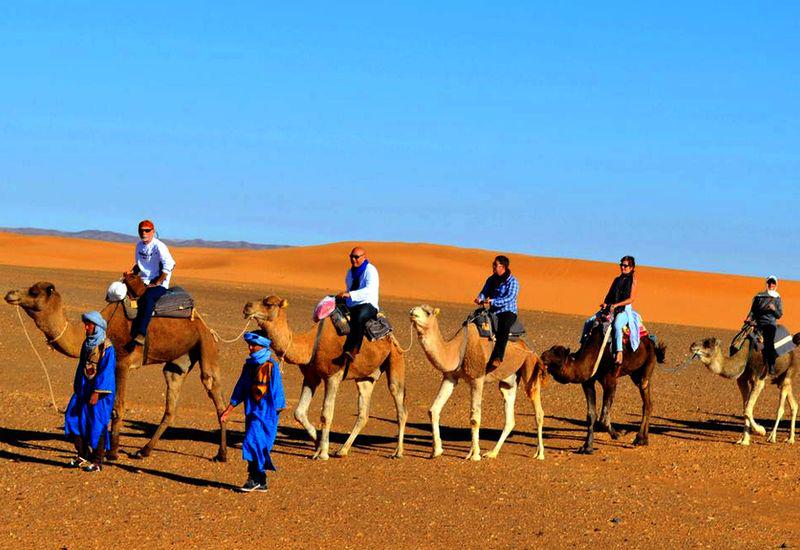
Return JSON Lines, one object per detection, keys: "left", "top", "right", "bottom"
{"left": 409, "top": 305, "right": 440, "bottom": 336}
{"left": 5, "top": 282, "right": 62, "bottom": 319}
{"left": 243, "top": 295, "right": 288, "bottom": 328}
{"left": 540, "top": 345, "right": 573, "bottom": 382}
{"left": 689, "top": 337, "right": 723, "bottom": 372}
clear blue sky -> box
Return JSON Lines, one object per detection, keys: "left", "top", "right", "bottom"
{"left": 1, "top": 2, "right": 797, "bottom": 277}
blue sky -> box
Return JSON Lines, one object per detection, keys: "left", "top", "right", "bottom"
{"left": 1, "top": 2, "right": 797, "bottom": 277}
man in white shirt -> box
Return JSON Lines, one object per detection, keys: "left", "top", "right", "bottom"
{"left": 333, "top": 246, "right": 379, "bottom": 366}
{"left": 124, "top": 219, "right": 176, "bottom": 346}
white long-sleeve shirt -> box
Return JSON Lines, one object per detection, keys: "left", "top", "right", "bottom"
{"left": 345, "top": 263, "right": 379, "bottom": 310}
{"left": 135, "top": 238, "right": 176, "bottom": 288}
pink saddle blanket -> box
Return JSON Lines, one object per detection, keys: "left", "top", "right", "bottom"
{"left": 313, "top": 296, "right": 337, "bottom": 322}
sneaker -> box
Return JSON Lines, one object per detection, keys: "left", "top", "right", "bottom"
{"left": 82, "top": 463, "right": 102, "bottom": 473}
{"left": 68, "top": 456, "right": 89, "bottom": 468}
{"left": 238, "top": 478, "right": 267, "bottom": 493}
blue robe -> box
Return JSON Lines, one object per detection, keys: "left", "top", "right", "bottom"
{"left": 229, "top": 357, "right": 286, "bottom": 471}
{"left": 64, "top": 342, "right": 116, "bottom": 449}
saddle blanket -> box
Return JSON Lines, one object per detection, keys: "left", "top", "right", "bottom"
{"left": 750, "top": 324, "right": 797, "bottom": 357}
{"left": 467, "top": 309, "right": 525, "bottom": 342}
{"left": 123, "top": 286, "right": 195, "bottom": 320}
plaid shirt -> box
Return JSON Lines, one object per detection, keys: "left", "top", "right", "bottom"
{"left": 478, "top": 274, "right": 519, "bottom": 314}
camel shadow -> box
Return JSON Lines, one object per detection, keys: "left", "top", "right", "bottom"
{"left": 0, "top": 427, "right": 66, "bottom": 454}
{"left": 0, "top": 448, "right": 70, "bottom": 469}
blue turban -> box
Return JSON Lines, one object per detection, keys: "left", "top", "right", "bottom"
{"left": 244, "top": 332, "right": 271, "bottom": 348}
{"left": 244, "top": 331, "right": 272, "bottom": 365}
{"left": 81, "top": 310, "right": 107, "bottom": 353}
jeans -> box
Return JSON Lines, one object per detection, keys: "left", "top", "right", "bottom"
{"left": 759, "top": 323, "right": 777, "bottom": 369}
{"left": 490, "top": 311, "right": 517, "bottom": 362}
{"left": 581, "top": 311, "right": 630, "bottom": 352}
{"left": 343, "top": 303, "right": 378, "bottom": 354}
{"left": 132, "top": 285, "right": 167, "bottom": 338}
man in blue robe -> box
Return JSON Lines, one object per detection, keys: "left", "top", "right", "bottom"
{"left": 64, "top": 311, "right": 116, "bottom": 472}
{"left": 220, "top": 330, "right": 286, "bottom": 492}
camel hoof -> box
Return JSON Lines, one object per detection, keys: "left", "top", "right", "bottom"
{"left": 767, "top": 435, "right": 777, "bottom": 444}
{"left": 334, "top": 448, "right": 349, "bottom": 458}
{"left": 311, "top": 451, "right": 329, "bottom": 461}
{"left": 753, "top": 424, "right": 767, "bottom": 436}
{"left": 735, "top": 438, "right": 750, "bottom": 446}
{"left": 430, "top": 447, "right": 443, "bottom": 459}
{"left": 534, "top": 451, "right": 545, "bottom": 461}
{"left": 482, "top": 450, "right": 498, "bottom": 459}
{"left": 465, "top": 450, "right": 481, "bottom": 462}
{"left": 786, "top": 438, "right": 795, "bottom": 445}
{"left": 131, "top": 449, "right": 150, "bottom": 460}
{"left": 577, "top": 446, "right": 594, "bottom": 455}
{"left": 632, "top": 436, "right": 648, "bottom": 447}
{"left": 212, "top": 452, "right": 227, "bottom": 463}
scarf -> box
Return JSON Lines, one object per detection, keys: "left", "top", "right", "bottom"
{"left": 243, "top": 332, "right": 273, "bottom": 401}
{"left": 484, "top": 269, "right": 511, "bottom": 299}
{"left": 350, "top": 259, "right": 370, "bottom": 291}
{"left": 81, "top": 311, "right": 107, "bottom": 357}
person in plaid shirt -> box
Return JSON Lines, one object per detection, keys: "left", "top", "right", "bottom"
{"left": 475, "top": 255, "right": 519, "bottom": 370}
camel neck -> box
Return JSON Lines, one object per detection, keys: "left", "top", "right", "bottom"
{"left": 259, "top": 315, "right": 314, "bottom": 366}
{"left": 711, "top": 343, "right": 749, "bottom": 379}
{"left": 33, "top": 309, "right": 84, "bottom": 358}
{"left": 418, "top": 321, "right": 464, "bottom": 373}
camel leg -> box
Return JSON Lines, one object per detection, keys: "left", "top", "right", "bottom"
{"left": 294, "top": 377, "right": 320, "bottom": 442}
{"left": 335, "top": 377, "right": 377, "bottom": 458}
{"left": 786, "top": 384, "right": 797, "bottom": 444}
{"left": 134, "top": 366, "right": 188, "bottom": 459}
{"left": 739, "top": 378, "right": 767, "bottom": 445}
{"left": 429, "top": 375, "right": 457, "bottom": 459}
{"left": 465, "top": 377, "right": 485, "bottom": 461}
{"left": 386, "top": 350, "right": 408, "bottom": 459}
{"left": 108, "top": 352, "right": 137, "bottom": 460}
{"left": 597, "top": 374, "right": 620, "bottom": 440}
{"left": 195, "top": 348, "right": 229, "bottom": 462}
{"left": 737, "top": 375, "right": 765, "bottom": 437}
{"left": 531, "top": 377, "right": 545, "bottom": 460}
{"left": 484, "top": 374, "right": 517, "bottom": 459}
{"left": 769, "top": 379, "right": 791, "bottom": 443}
{"left": 632, "top": 377, "right": 652, "bottom": 446}
{"left": 313, "top": 371, "right": 344, "bottom": 460}
{"left": 578, "top": 380, "right": 597, "bottom": 454}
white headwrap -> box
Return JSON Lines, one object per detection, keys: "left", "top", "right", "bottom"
{"left": 766, "top": 275, "right": 779, "bottom": 298}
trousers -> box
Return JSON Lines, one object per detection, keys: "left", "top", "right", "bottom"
{"left": 343, "top": 303, "right": 378, "bottom": 354}
{"left": 132, "top": 285, "right": 167, "bottom": 337}
{"left": 490, "top": 311, "right": 517, "bottom": 362}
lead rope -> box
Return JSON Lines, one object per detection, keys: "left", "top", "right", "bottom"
{"left": 391, "top": 323, "right": 415, "bottom": 353}
{"left": 14, "top": 306, "right": 60, "bottom": 413}
{"left": 195, "top": 310, "right": 252, "bottom": 344}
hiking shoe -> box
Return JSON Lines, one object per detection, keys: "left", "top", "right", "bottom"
{"left": 238, "top": 478, "right": 267, "bottom": 493}
{"left": 82, "top": 463, "right": 102, "bottom": 473}
{"left": 68, "top": 456, "right": 89, "bottom": 468}
{"left": 132, "top": 334, "right": 146, "bottom": 346}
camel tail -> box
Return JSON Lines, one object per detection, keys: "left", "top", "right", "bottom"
{"left": 654, "top": 340, "right": 667, "bottom": 364}
{"left": 519, "top": 353, "right": 548, "bottom": 399}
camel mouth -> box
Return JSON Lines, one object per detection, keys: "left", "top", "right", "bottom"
{"left": 4, "top": 291, "right": 21, "bottom": 306}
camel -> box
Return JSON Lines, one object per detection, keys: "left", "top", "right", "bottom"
{"left": 689, "top": 336, "right": 799, "bottom": 445}
{"left": 5, "top": 282, "right": 228, "bottom": 461}
{"left": 540, "top": 319, "right": 666, "bottom": 453}
{"left": 242, "top": 295, "right": 407, "bottom": 460}
{"left": 408, "top": 305, "right": 547, "bottom": 461}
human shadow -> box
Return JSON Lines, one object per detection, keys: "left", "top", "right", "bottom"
{"left": 111, "top": 461, "right": 238, "bottom": 491}
{"left": 0, "top": 427, "right": 66, "bottom": 454}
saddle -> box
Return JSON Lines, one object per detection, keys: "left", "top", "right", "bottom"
{"left": 731, "top": 323, "right": 796, "bottom": 357}
{"left": 591, "top": 312, "right": 653, "bottom": 353}
{"left": 464, "top": 308, "right": 526, "bottom": 342}
{"left": 122, "top": 286, "right": 195, "bottom": 320}
{"left": 329, "top": 304, "right": 394, "bottom": 341}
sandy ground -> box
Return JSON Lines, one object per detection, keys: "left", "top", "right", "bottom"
{"left": 1, "top": 264, "right": 799, "bottom": 549}
{"left": 1, "top": 231, "right": 797, "bottom": 330}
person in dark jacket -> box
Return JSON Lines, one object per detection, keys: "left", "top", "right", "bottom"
{"left": 745, "top": 275, "right": 783, "bottom": 376}
{"left": 475, "top": 255, "right": 520, "bottom": 370}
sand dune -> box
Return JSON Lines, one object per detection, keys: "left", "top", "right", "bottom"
{"left": 0, "top": 231, "right": 795, "bottom": 329}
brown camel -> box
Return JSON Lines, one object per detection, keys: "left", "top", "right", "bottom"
{"left": 409, "top": 305, "right": 547, "bottom": 460}
{"left": 5, "top": 282, "right": 228, "bottom": 461}
{"left": 689, "top": 335, "right": 799, "bottom": 445}
{"left": 540, "top": 319, "right": 666, "bottom": 453}
{"left": 243, "top": 295, "right": 407, "bottom": 460}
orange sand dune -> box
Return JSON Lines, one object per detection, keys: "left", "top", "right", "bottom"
{"left": 0, "top": 232, "right": 796, "bottom": 330}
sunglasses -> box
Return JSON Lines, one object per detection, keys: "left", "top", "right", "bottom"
{"left": 139, "top": 228, "right": 153, "bottom": 233}
{"left": 620, "top": 263, "right": 631, "bottom": 268}
{"left": 349, "top": 254, "right": 364, "bottom": 260}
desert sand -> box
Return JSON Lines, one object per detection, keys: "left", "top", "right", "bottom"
{"left": 1, "top": 231, "right": 796, "bottom": 329}
{"left": 1, "top": 235, "right": 799, "bottom": 548}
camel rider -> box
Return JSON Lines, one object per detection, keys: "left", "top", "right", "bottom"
{"left": 475, "top": 255, "right": 519, "bottom": 370}
{"left": 745, "top": 275, "right": 783, "bottom": 376}
{"left": 125, "top": 219, "right": 176, "bottom": 347}
{"left": 581, "top": 255, "right": 638, "bottom": 367}
{"left": 333, "top": 246, "right": 379, "bottom": 367}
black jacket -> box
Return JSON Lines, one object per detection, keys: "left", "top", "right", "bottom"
{"left": 748, "top": 292, "right": 783, "bottom": 326}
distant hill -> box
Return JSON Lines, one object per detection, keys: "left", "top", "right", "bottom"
{"left": 0, "top": 227, "right": 287, "bottom": 250}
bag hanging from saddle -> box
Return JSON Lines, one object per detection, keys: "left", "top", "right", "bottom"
{"left": 365, "top": 314, "right": 393, "bottom": 341}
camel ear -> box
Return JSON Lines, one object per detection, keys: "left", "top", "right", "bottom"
{"left": 433, "top": 308, "right": 440, "bottom": 316}
{"left": 279, "top": 299, "right": 288, "bottom": 309}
